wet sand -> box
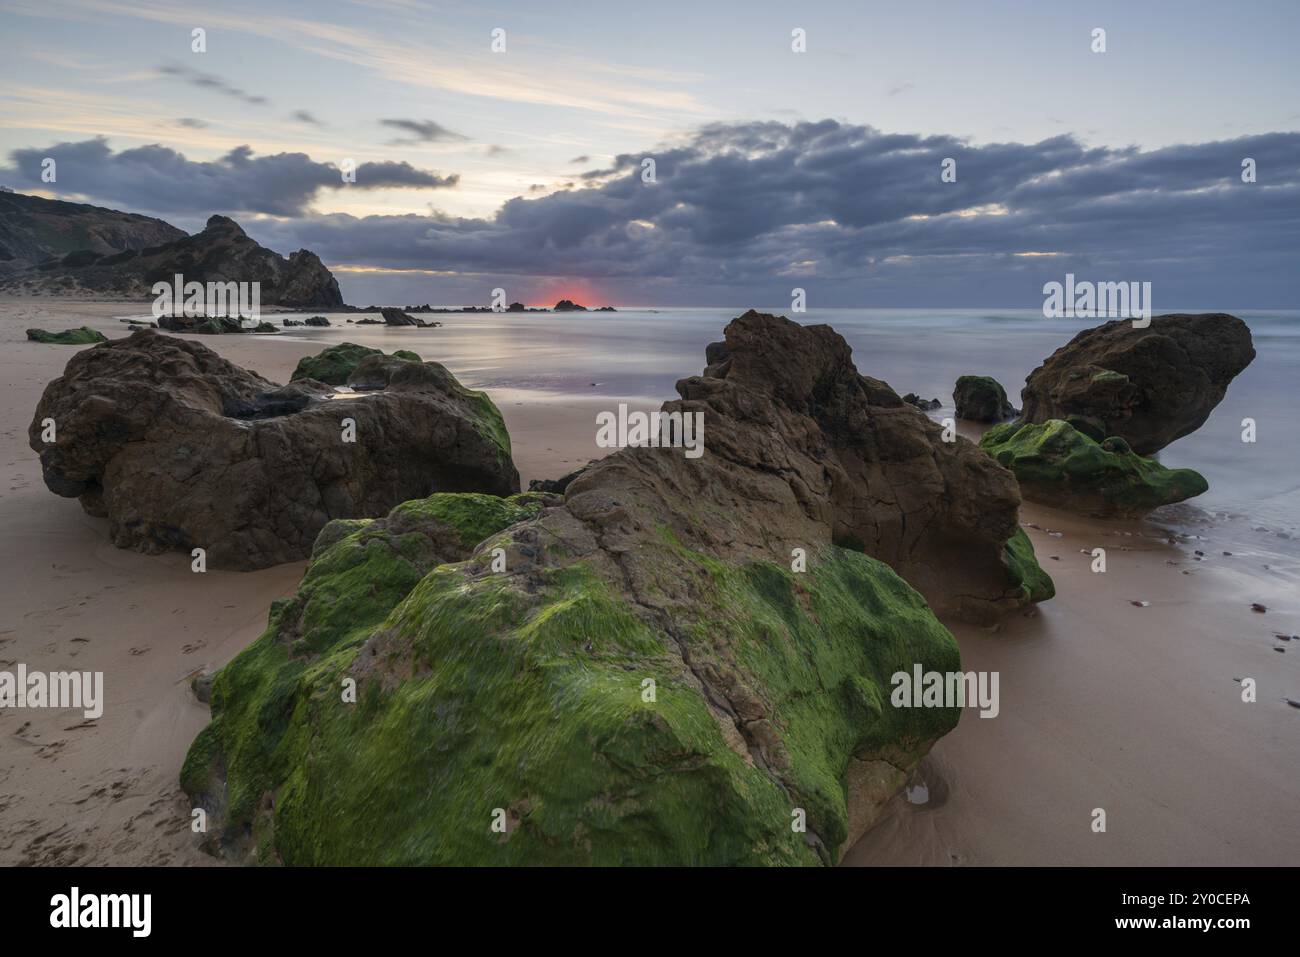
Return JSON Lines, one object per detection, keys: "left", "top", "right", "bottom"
{"left": 1, "top": 298, "right": 1296, "bottom": 866}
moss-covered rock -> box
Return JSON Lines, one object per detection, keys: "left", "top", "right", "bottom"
{"left": 183, "top": 491, "right": 960, "bottom": 866}
{"left": 953, "top": 374, "right": 1016, "bottom": 422}
{"left": 290, "top": 342, "right": 382, "bottom": 385}
{"left": 980, "top": 419, "right": 1208, "bottom": 517}
{"left": 289, "top": 343, "right": 425, "bottom": 385}
{"left": 25, "top": 326, "right": 107, "bottom": 345}
{"left": 1002, "top": 528, "right": 1056, "bottom": 603}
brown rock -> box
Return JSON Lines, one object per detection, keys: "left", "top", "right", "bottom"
{"left": 27, "top": 330, "right": 518, "bottom": 569}
{"left": 1020, "top": 313, "right": 1255, "bottom": 453}
{"left": 564, "top": 310, "right": 1042, "bottom": 623}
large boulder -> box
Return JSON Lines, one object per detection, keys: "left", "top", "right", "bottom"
{"left": 980, "top": 420, "right": 1208, "bottom": 517}
{"left": 670, "top": 312, "right": 1050, "bottom": 623}
{"left": 27, "top": 330, "right": 518, "bottom": 569}
{"left": 181, "top": 311, "right": 1056, "bottom": 866}
{"left": 953, "top": 375, "right": 1017, "bottom": 422}
{"left": 1020, "top": 313, "right": 1255, "bottom": 454}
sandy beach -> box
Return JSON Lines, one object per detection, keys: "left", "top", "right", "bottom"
{"left": 1, "top": 298, "right": 1296, "bottom": 866}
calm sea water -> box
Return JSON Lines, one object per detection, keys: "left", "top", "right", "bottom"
{"left": 245, "top": 307, "right": 1300, "bottom": 556}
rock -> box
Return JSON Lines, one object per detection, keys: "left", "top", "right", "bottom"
{"left": 953, "top": 375, "right": 1017, "bottom": 422}
{"left": 979, "top": 420, "right": 1208, "bottom": 517}
{"left": 1019, "top": 314, "right": 1255, "bottom": 454}
{"left": 282, "top": 319, "right": 303, "bottom": 327}
{"left": 506, "top": 301, "right": 526, "bottom": 312}
{"left": 527, "top": 463, "right": 591, "bottom": 494}
{"left": 902, "top": 393, "right": 941, "bottom": 411}
{"left": 553, "top": 299, "right": 587, "bottom": 311}
{"left": 28, "top": 330, "right": 519, "bottom": 570}
{"left": 1251, "top": 603, "right": 1267, "bottom": 613}
{"left": 178, "top": 309, "right": 1054, "bottom": 866}
{"left": 25, "top": 327, "right": 107, "bottom": 345}
{"left": 289, "top": 342, "right": 382, "bottom": 385}
{"left": 182, "top": 490, "right": 962, "bottom": 866}
{"left": 191, "top": 670, "right": 215, "bottom": 704}
{"left": 379, "top": 307, "right": 437, "bottom": 328}
{"left": 304, "top": 315, "right": 331, "bottom": 327}
{"left": 157, "top": 314, "right": 245, "bottom": 334}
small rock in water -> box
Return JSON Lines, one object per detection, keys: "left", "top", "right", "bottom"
{"left": 1222, "top": 551, "right": 1233, "bottom": 556}
{"left": 1049, "top": 555, "right": 1060, "bottom": 561}
{"left": 1251, "top": 603, "right": 1267, "bottom": 613}
{"left": 1273, "top": 633, "right": 1296, "bottom": 642}
{"left": 1274, "top": 647, "right": 1286, "bottom": 654}
{"left": 1195, "top": 550, "right": 1205, "bottom": 557}
{"left": 1286, "top": 699, "right": 1300, "bottom": 709}
{"left": 1131, "top": 600, "right": 1150, "bottom": 607}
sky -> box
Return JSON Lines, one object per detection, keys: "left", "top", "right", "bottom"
{"left": 1, "top": 0, "right": 1297, "bottom": 307}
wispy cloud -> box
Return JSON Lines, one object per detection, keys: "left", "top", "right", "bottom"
{"left": 158, "top": 64, "right": 267, "bottom": 105}
{"left": 380, "top": 118, "right": 467, "bottom": 145}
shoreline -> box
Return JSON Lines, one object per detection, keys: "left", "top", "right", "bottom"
{"left": 1, "top": 299, "right": 1296, "bottom": 866}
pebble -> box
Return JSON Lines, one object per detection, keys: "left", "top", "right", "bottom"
{"left": 1251, "top": 603, "right": 1267, "bottom": 613}
{"left": 1131, "top": 600, "right": 1150, "bottom": 607}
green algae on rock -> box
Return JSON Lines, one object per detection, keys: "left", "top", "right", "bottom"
{"left": 289, "top": 342, "right": 382, "bottom": 385}
{"left": 1002, "top": 528, "right": 1056, "bottom": 603}
{"left": 979, "top": 419, "right": 1208, "bottom": 517}
{"left": 953, "top": 374, "right": 1016, "bottom": 422}
{"left": 25, "top": 326, "right": 107, "bottom": 345}
{"left": 182, "top": 491, "right": 960, "bottom": 866}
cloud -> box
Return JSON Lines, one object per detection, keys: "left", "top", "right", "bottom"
{"left": 240, "top": 119, "right": 1300, "bottom": 305}
{"left": 291, "top": 110, "right": 323, "bottom": 125}
{"left": 175, "top": 118, "right": 207, "bottom": 129}
{"left": 569, "top": 155, "right": 590, "bottom": 164}
{"left": 1, "top": 137, "right": 458, "bottom": 216}
{"left": 5, "top": 120, "right": 1296, "bottom": 306}
{"left": 158, "top": 64, "right": 267, "bottom": 105}
{"left": 379, "top": 118, "right": 468, "bottom": 145}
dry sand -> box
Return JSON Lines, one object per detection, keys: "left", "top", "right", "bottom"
{"left": 1, "top": 298, "right": 1296, "bottom": 866}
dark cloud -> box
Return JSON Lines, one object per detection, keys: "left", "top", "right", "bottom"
{"left": 291, "top": 110, "right": 323, "bottom": 126}
{"left": 569, "top": 155, "right": 590, "bottom": 164}
{"left": 379, "top": 119, "right": 468, "bottom": 145}
{"left": 5, "top": 120, "right": 1297, "bottom": 306}
{"left": 175, "top": 118, "right": 207, "bottom": 129}
{"left": 1, "top": 138, "right": 458, "bottom": 217}
{"left": 159, "top": 64, "right": 267, "bottom": 105}
{"left": 244, "top": 120, "right": 1300, "bottom": 306}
